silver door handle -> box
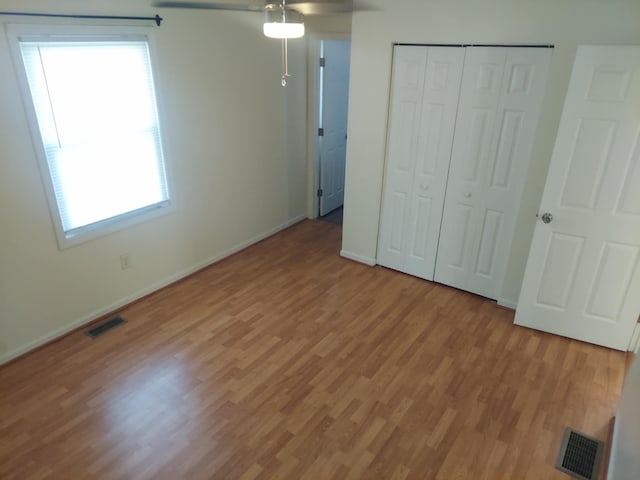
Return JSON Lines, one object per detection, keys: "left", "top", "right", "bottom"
{"left": 540, "top": 212, "right": 553, "bottom": 224}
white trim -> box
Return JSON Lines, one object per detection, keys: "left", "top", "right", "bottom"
{"left": 0, "top": 215, "right": 306, "bottom": 365}
{"left": 340, "top": 250, "right": 376, "bottom": 266}
{"left": 629, "top": 322, "right": 640, "bottom": 353}
{"left": 497, "top": 297, "right": 518, "bottom": 310}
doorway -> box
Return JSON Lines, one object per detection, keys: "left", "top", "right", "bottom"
{"left": 310, "top": 38, "right": 351, "bottom": 226}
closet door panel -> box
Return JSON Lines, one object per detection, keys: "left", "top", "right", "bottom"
{"left": 404, "top": 47, "right": 466, "bottom": 278}
{"left": 434, "top": 47, "right": 507, "bottom": 290}
{"left": 377, "top": 46, "right": 427, "bottom": 270}
{"left": 445, "top": 204, "right": 474, "bottom": 270}
{"left": 467, "top": 48, "right": 552, "bottom": 298}
{"left": 473, "top": 208, "right": 504, "bottom": 278}
{"left": 436, "top": 47, "right": 552, "bottom": 299}
{"left": 378, "top": 46, "right": 464, "bottom": 280}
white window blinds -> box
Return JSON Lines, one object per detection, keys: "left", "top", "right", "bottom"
{"left": 17, "top": 36, "right": 169, "bottom": 240}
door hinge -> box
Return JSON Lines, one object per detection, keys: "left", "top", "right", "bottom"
{"left": 317, "top": 188, "right": 323, "bottom": 197}
{"left": 320, "top": 57, "right": 326, "bottom": 67}
{"left": 318, "top": 127, "right": 324, "bottom": 136}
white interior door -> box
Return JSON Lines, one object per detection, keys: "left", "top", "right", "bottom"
{"left": 435, "top": 47, "right": 551, "bottom": 299}
{"left": 319, "top": 40, "right": 351, "bottom": 216}
{"left": 377, "top": 46, "right": 464, "bottom": 280}
{"left": 515, "top": 46, "right": 640, "bottom": 350}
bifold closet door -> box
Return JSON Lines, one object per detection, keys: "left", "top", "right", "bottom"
{"left": 377, "top": 46, "right": 464, "bottom": 280}
{"left": 434, "top": 47, "right": 551, "bottom": 299}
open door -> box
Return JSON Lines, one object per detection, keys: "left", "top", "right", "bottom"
{"left": 514, "top": 46, "right": 640, "bottom": 350}
{"left": 318, "top": 40, "right": 350, "bottom": 216}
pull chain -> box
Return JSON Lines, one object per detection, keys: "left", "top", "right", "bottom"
{"left": 281, "top": 37, "right": 290, "bottom": 87}
{"left": 280, "top": 0, "right": 290, "bottom": 87}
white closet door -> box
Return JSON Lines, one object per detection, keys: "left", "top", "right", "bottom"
{"left": 435, "top": 47, "right": 551, "bottom": 299}
{"left": 377, "top": 46, "right": 464, "bottom": 280}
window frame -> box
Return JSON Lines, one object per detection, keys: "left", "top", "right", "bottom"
{"left": 7, "top": 24, "right": 174, "bottom": 249}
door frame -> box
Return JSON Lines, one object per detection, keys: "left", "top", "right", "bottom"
{"left": 306, "top": 33, "right": 351, "bottom": 219}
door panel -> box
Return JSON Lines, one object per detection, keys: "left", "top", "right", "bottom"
{"left": 515, "top": 46, "right": 640, "bottom": 350}
{"left": 535, "top": 233, "right": 585, "bottom": 310}
{"left": 319, "top": 40, "right": 350, "bottom": 216}
{"left": 389, "top": 192, "right": 407, "bottom": 253}
{"left": 410, "top": 196, "right": 433, "bottom": 259}
{"left": 434, "top": 48, "right": 506, "bottom": 292}
{"left": 446, "top": 204, "right": 473, "bottom": 270}
{"left": 418, "top": 103, "right": 444, "bottom": 175}
{"left": 559, "top": 119, "right": 616, "bottom": 209}
{"left": 490, "top": 110, "right": 523, "bottom": 189}
{"left": 393, "top": 102, "right": 418, "bottom": 173}
{"left": 474, "top": 209, "right": 503, "bottom": 278}
{"left": 616, "top": 132, "right": 640, "bottom": 215}
{"left": 378, "top": 46, "right": 464, "bottom": 280}
{"left": 378, "top": 47, "right": 427, "bottom": 269}
{"left": 463, "top": 108, "right": 492, "bottom": 182}
{"left": 585, "top": 242, "right": 638, "bottom": 320}
{"left": 435, "top": 47, "right": 551, "bottom": 299}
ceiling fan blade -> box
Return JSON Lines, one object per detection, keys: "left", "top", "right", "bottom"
{"left": 153, "top": 0, "right": 371, "bottom": 16}
{"left": 286, "top": 1, "right": 356, "bottom": 15}
{"left": 153, "top": 1, "right": 264, "bottom": 12}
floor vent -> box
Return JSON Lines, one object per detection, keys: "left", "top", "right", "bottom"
{"left": 556, "top": 427, "right": 604, "bottom": 480}
{"left": 85, "top": 316, "right": 127, "bottom": 338}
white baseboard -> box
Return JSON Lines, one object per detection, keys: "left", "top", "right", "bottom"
{"left": 497, "top": 298, "right": 518, "bottom": 310}
{"left": 0, "top": 215, "right": 307, "bottom": 366}
{"left": 340, "top": 250, "right": 376, "bottom": 266}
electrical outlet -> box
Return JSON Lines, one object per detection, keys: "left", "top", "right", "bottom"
{"left": 119, "top": 253, "right": 132, "bottom": 270}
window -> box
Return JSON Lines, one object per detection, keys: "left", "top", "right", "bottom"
{"left": 9, "top": 26, "right": 170, "bottom": 247}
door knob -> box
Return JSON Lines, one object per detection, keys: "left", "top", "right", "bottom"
{"left": 540, "top": 212, "right": 553, "bottom": 224}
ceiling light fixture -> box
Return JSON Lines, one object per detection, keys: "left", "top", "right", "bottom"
{"left": 263, "top": 2, "right": 305, "bottom": 39}
{"left": 262, "top": 1, "right": 304, "bottom": 86}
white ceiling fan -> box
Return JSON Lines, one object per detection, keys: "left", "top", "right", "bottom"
{"left": 153, "top": 0, "right": 359, "bottom": 85}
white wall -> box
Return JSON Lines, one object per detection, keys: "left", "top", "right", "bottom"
{"left": 342, "top": 0, "right": 640, "bottom": 304}
{"left": 609, "top": 354, "right": 640, "bottom": 479}
{"left": 0, "top": 0, "right": 308, "bottom": 363}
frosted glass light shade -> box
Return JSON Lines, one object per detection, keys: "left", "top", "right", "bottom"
{"left": 263, "top": 22, "right": 305, "bottom": 38}
{"left": 263, "top": 4, "right": 305, "bottom": 39}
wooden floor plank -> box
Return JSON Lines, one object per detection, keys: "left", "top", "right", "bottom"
{"left": 0, "top": 220, "right": 629, "bottom": 479}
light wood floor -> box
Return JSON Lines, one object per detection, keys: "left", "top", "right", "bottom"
{"left": 0, "top": 220, "right": 629, "bottom": 479}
